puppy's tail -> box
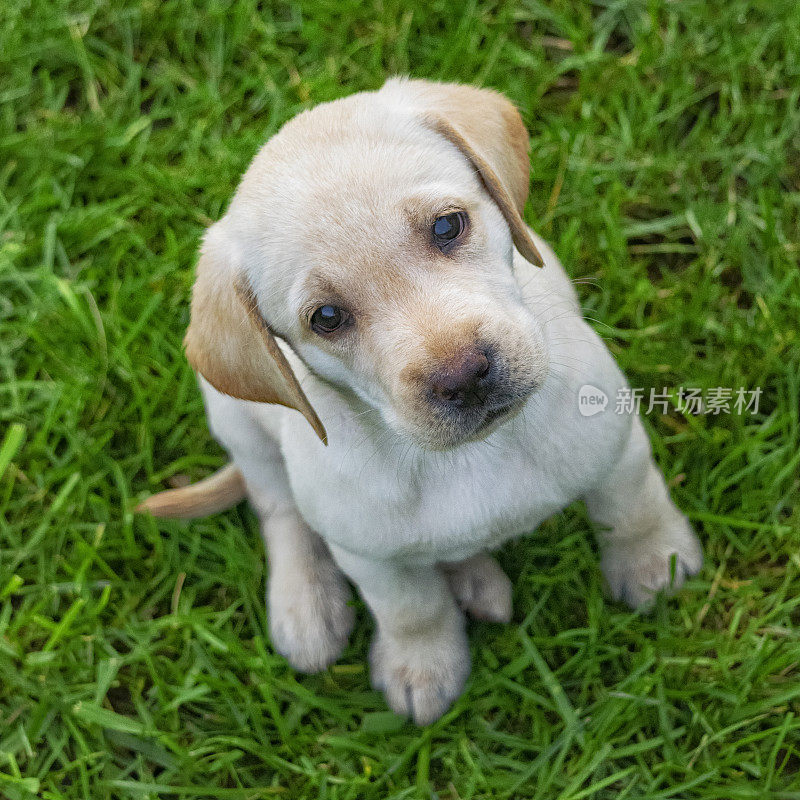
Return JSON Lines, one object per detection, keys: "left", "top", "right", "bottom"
{"left": 136, "top": 464, "right": 246, "bottom": 519}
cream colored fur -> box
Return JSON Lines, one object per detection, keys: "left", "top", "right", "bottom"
{"left": 142, "top": 78, "right": 702, "bottom": 724}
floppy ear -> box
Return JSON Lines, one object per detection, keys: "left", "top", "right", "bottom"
{"left": 184, "top": 226, "right": 327, "bottom": 444}
{"left": 390, "top": 79, "right": 544, "bottom": 268}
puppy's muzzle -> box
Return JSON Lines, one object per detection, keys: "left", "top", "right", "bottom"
{"left": 427, "top": 345, "right": 524, "bottom": 421}
{"left": 420, "top": 341, "right": 538, "bottom": 444}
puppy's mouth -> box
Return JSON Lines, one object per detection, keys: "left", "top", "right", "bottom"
{"left": 402, "top": 391, "right": 532, "bottom": 451}
{"left": 473, "top": 397, "right": 526, "bottom": 437}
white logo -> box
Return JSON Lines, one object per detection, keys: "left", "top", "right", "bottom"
{"left": 578, "top": 385, "right": 608, "bottom": 417}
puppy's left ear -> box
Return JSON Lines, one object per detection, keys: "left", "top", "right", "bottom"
{"left": 389, "top": 79, "right": 544, "bottom": 268}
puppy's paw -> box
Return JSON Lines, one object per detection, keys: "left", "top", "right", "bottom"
{"left": 369, "top": 621, "right": 470, "bottom": 725}
{"left": 268, "top": 564, "right": 354, "bottom": 673}
{"left": 444, "top": 554, "right": 512, "bottom": 623}
{"left": 601, "top": 513, "right": 703, "bottom": 610}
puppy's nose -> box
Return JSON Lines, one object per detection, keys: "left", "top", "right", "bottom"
{"left": 430, "top": 350, "right": 491, "bottom": 409}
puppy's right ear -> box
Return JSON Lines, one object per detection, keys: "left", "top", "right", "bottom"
{"left": 184, "top": 225, "right": 327, "bottom": 444}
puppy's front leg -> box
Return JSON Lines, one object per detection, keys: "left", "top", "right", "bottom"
{"left": 330, "top": 547, "right": 470, "bottom": 725}
{"left": 586, "top": 418, "right": 703, "bottom": 609}
{"left": 234, "top": 449, "right": 353, "bottom": 673}
{"left": 203, "top": 386, "right": 354, "bottom": 672}
{"left": 256, "top": 508, "right": 354, "bottom": 673}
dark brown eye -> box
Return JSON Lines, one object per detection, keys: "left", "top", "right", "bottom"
{"left": 432, "top": 211, "right": 466, "bottom": 249}
{"left": 311, "top": 304, "right": 350, "bottom": 335}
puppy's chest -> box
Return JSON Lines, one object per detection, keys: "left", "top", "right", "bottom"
{"left": 287, "top": 429, "right": 576, "bottom": 564}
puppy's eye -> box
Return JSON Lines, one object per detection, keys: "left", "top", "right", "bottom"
{"left": 311, "top": 304, "right": 350, "bottom": 335}
{"left": 432, "top": 211, "right": 466, "bottom": 249}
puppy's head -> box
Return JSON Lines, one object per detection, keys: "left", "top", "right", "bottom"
{"left": 186, "top": 79, "right": 549, "bottom": 450}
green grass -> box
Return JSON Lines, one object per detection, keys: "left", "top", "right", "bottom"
{"left": 2, "top": 0, "right": 800, "bottom": 797}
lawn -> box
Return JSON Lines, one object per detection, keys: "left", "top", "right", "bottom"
{"left": 2, "top": 0, "right": 800, "bottom": 797}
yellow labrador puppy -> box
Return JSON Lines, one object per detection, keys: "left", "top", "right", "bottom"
{"left": 140, "top": 78, "right": 702, "bottom": 724}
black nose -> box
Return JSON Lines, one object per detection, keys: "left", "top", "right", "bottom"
{"left": 430, "top": 350, "right": 492, "bottom": 409}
